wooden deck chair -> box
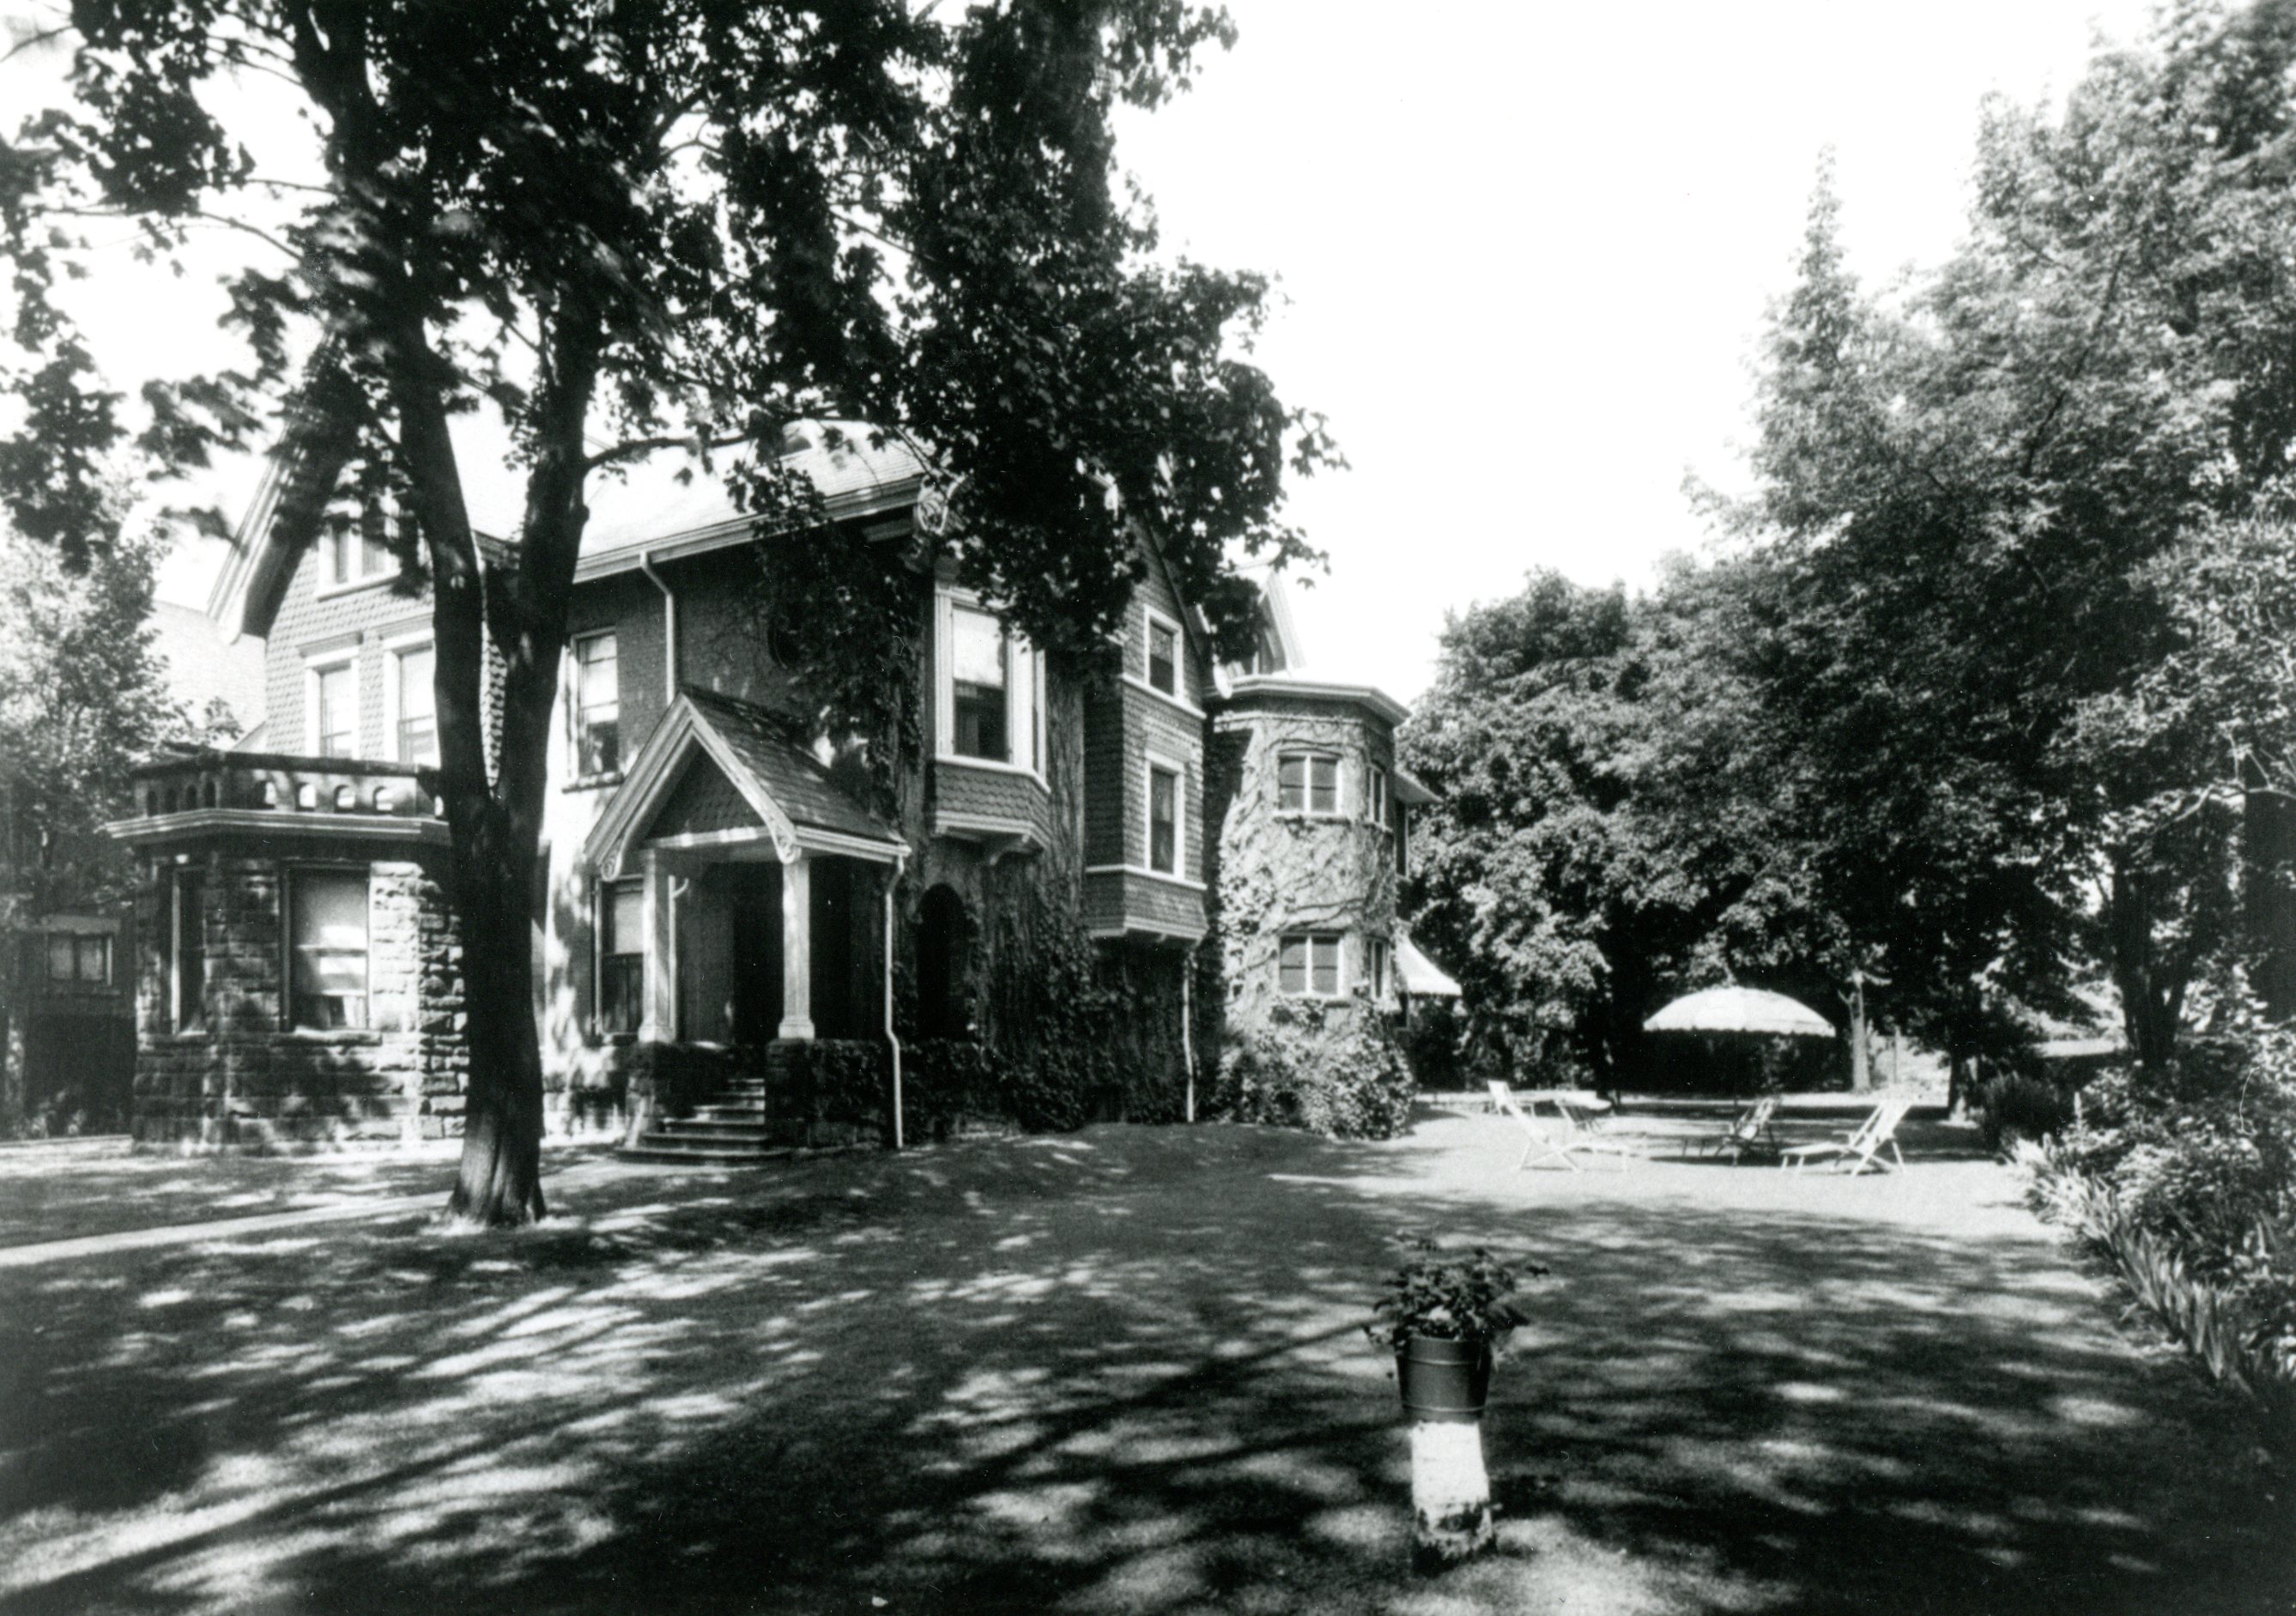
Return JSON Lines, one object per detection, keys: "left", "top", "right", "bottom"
{"left": 1778, "top": 1097, "right": 1913, "bottom": 1175}
{"left": 1697, "top": 1094, "right": 1781, "bottom": 1163}
{"left": 1488, "top": 1081, "right": 1639, "bottom": 1171}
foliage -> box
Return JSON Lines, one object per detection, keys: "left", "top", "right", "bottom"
{"left": 1215, "top": 999, "right": 1416, "bottom": 1141}
{"left": 1399, "top": 564, "right": 1843, "bottom": 1089}
{"left": 983, "top": 893, "right": 1145, "bottom": 1132}
{"left": 0, "top": 0, "right": 1328, "bottom": 1222}
{"left": 0, "top": 523, "right": 183, "bottom": 919}
{"left": 777, "top": 1039, "right": 889, "bottom": 1131}
{"left": 900, "top": 1038, "right": 1004, "bottom": 1137}
{"left": 1976, "top": 1072, "right": 2079, "bottom": 1155}
{"left": 1365, "top": 1237, "right": 1546, "bottom": 1352}
{"left": 1733, "top": 7, "right": 2296, "bottom": 1080}
{"left": 1399, "top": 1000, "right": 1467, "bottom": 1091}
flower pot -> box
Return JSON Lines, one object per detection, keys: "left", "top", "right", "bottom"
{"left": 1396, "top": 1335, "right": 1492, "bottom": 1423}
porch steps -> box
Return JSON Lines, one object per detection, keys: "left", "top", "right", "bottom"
{"left": 618, "top": 1070, "right": 794, "bottom": 1164}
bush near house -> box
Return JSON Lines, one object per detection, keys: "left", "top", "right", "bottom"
{"left": 1215, "top": 998, "right": 1416, "bottom": 1141}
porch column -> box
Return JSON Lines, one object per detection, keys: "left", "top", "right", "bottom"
{"left": 778, "top": 851, "right": 815, "bottom": 1040}
{"left": 640, "top": 847, "right": 677, "bottom": 1042}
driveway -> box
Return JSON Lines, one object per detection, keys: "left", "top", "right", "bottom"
{"left": 0, "top": 1110, "right": 2287, "bottom": 1614}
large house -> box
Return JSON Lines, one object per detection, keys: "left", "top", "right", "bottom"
{"left": 103, "top": 427, "right": 1442, "bottom": 1151}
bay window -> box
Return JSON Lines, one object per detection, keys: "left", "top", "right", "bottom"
{"left": 1278, "top": 932, "right": 1342, "bottom": 997}
{"left": 289, "top": 869, "right": 369, "bottom": 1030}
{"left": 1277, "top": 751, "right": 1339, "bottom": 814}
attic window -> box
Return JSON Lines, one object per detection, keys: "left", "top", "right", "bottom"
{"left": 326, "top": 520, "right": 391, "bottom": 589}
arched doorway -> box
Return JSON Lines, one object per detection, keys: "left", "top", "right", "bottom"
{"left": 918, "top": 885, "right": 972, "bottom": 1039}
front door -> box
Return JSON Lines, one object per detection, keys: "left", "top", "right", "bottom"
{"left": 729, "top": 862, "right": 783, "bottom": 1046}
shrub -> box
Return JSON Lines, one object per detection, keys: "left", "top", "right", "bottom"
{"left": 1366, "top": 1236, "right": 1547, "bottom": 1350}
{"left": 1977, "top": 1072, "right": 2078, "bottom": 1154}
{"left": 1216, "top": 998, "right": 1417, "bottom": 1141}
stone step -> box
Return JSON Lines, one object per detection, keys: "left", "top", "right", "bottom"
{"left": 618, "top": 1139, "right": 800, "bottom": 1165}
{"left": 689, "top": 1104, "right": 772, "bottom": 1123}
{"left": 653, "top": 1121, "right": 782, "bottom": 1144}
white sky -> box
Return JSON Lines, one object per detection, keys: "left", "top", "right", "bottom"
{"left": 15, "top": 0, "right": 2160, "bottom": 705}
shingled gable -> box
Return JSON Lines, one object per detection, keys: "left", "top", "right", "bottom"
{"left": 581, "top": 687, "right": 906, "bottom": 879}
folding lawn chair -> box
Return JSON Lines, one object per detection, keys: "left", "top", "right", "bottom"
{"left": 1489, "top": 1080, "right": 1642, "bottom": 1171}
{"left": 1697, "top": 1094, "right": 1781, "bottom": 1163}
{"left": 1778, "top": 1096, "right": 1913, "bottom": 1175}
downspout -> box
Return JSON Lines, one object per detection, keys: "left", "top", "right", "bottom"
{"left": 638, "top": 551, "right": 678, "bottom": 705}
{"left": 886, "top": 854, "right": 906, "bottom": 1149}
{"left": 1182, "top": 942, "right": 1196, "bottom": 1123}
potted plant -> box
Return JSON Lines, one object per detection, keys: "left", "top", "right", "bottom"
{"left": 1367, "top": 1237, "right": 1546, "bottom": 1422}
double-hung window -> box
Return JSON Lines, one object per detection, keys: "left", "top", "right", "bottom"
{"left": 950, "top": 604, "right": 1009, "bottom": 762}
{"left": 1367, "top": 936, "right": 1390, "bottom": 998}
{"left": 597, "top": 881, "right": 644, "bottom": 1036}
{"left": 1278, "top": 933, "right": 1343, "bottom": 997}
{"left": 312, "top": 660, "right": 356, "bottom": 759}
{"left": 1146, "top": 614, "right": 1179, "bottom": 698}
{"left": 289, "top": 870, "right": 369, "bottom": 1030}
{"left": 1277, "top": 751, "right": 1339, "bottom": 814}
{"left": 573, "top": 631, "right": 620, "bottom": 777}
{"left": 1148, "top": 761, "right": 1181, "bottom": 875}
{"left": 1366, "top": 766, "right": 1390, "bottom": 827}
{"left": 938, "top": 594, "right": 1044, "bottom": 775}
{"left": 392, "top": 643, "right": 439, "bottom": 766}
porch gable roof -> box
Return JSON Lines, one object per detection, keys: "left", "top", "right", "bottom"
{"left": 580, "top": 688, "right": 906, "bottom": 877}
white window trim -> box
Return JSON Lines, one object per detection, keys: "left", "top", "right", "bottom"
{"left": 1277, "top": 930, "right": 1348, "bottom": 1000}
{"left": 304, "top": 647, "right": 361, "bottom": 760}
{"left": 568, "top": 627, "right": 621, "bottom": 781}
{"left": 381, "top": 628, "right": 436, "bottom": 767}
{"left": 1366, "top": 765, "right": 1391, "bottom": 829}
{"left": 1365, "top": 934, "right": 1391, "bottom": 1001}
{"left": 312, "top": 525, "right": 396, "bottom": 601}
{"left": 1275, "top": 749, "right": 1347, "bottom": 819}
{"left": 1143, "top": 750, "right": 1187, "bottom": 877}
{"left": 934, "top": 587, "right": 1046, "bottom": 788}
{"left": 1142, "top": 604, "right": 1184, "bottom": 693}
{"left": 593, "top": 875, "right": 644, "bottom": 1038}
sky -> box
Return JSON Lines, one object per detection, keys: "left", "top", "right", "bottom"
{"left": 12, "top": 0, "right": 2160, "bottom": 705}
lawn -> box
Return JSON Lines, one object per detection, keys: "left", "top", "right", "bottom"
{"left": 0, "top": 1110, "right": 2288, "bottom": 1614}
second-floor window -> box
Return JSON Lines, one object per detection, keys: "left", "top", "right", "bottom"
{"left": 1279, "top": 933, "right": 1342, "bottom": 996}
{"left": 597, "top": 880, "right": 644, "bottom": 1036}
{"left": 394, "top": 643, "right": 439, "bottom": 766}
{"left": 1278, "top": 751, "right": 1339, "bottom": 814}
{"left": 1147, "top": 615, "right": 1178, "bottom": 697}
{"left": 1366, "top": 766, "right": 1390, "bottom": 826}
{"left": 288, "top": 869, "right": 368, "bottom": 1030}
{"left": 951, "top": 604, "right": 1009, "bottom": 761}
{"left": 312, "top": 661, "right": 356, "bottom": 759}
{"left": 1148, "top": 762, "right": 1180, "bottom": 875}
{"left": 574, "top": 631, "right": 620, "bottom": 777}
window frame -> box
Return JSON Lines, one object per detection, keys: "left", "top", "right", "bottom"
{"left": 595, "top": 877, "right": 645, "bottom": 1038}
{"left": 570, "top": 628, "right": 622, "bottom": 780}
{"left": 305, "top": 651, "right": 360, "bottom": 760}
{"left": 172, "top": 868, "right": 205, "bottom": 1033}
{"left": 934, "top": 587, "right": 1046, "bottom": 784}
{"left": 315, "top": 518, "right": 395, "bottom": 598}
{"left": 1144, "top": 753, "right": 1185, "bottom": 876}
{"left": 383, "top": 630, "right": 439, "bottom": 768}
{"left": 1277, "top": 931, "right": 1346, "bottom": 999}
{"left": 1144, "top": 608, "right": 1182, "bottom": 699}
{"left": 286, "top": 866, "right": 372, "bottom": 1032}
{"left": 1275, "top": 750, "right": 1344, "bottom": 817}
{"left": 1367, "top": 935, "right": 1390, "bottom": 1000}
{"left": 1366, "top": 765, "right": 1390, "bottom": 828}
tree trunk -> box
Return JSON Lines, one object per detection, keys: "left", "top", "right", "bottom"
{"left": 447, "top": 857, "right": 548, "bottom": 1224}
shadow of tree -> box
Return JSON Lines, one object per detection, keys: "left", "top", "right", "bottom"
{"left": 0, "top": 1113, "right": 2288, "bottom": 1614}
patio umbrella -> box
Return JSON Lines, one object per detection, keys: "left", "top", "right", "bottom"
{"left": 1642, "top": 986, "right": 1835, "bottom": 1038}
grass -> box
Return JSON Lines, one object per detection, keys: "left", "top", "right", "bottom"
{"left": 0, "top": 1109, "right": 2290, "bottom": 1614}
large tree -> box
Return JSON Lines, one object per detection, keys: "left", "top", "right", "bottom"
{"left": 1738, "top": 4, "right": 2296, "bottom": 1082}
{"left": 0, "top": 0, "right": 1327, "bottom": 1223}
{"left": 1400, "top": 564, "right": 1841, "bottom": 1091}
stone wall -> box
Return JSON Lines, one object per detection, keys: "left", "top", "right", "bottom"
{"left": 132, "top": 847, "right": 469, "bottom": 1150}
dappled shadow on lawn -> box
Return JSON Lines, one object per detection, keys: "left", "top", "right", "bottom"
{"left": 0, "top": 1117, "right": 2289, "bottom": 1615}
